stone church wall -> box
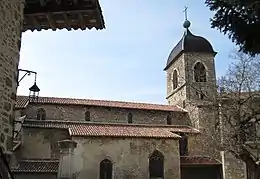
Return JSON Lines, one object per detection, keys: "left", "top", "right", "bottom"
{"left": 25, "top": 104, "right": 190, "bottom": 125}
{"left": 72, "top": 137, "right": 180, "bottom": 179}
{"left": 0, "top": 0, "right": 25, "bottom": 153}
{"left": 20, "top": 127, "right": 70, "bottom": 159}
{"left": 13, "top": 173, "right": 57, "bottom": 179}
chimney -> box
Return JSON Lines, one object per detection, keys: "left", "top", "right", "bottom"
{"left": 57, "top": 139, "right": 77, "bottom": 179}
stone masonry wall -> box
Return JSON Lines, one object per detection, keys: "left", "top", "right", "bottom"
{"left": 185, "top": 52, "right": 217, "bottom": 102}
{"left": 0, "top": 0, "right": 25, "bottom": 153}
{"left": 21, "top": 127, "right": 70, "bottom": 159}
{"left": 167, "top": 53, "right": 217, "bottom": 106}
{"left": 25, "top": 104, "right": 190, "bottom": 125}
{"left": 72, "top": 137, "right": 180, "bottom": 179}
{"left": 166, "top": 54, "right": 187, "bottom": 107}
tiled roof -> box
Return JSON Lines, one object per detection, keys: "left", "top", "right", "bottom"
{"left": 11, "top": 159, "right": 59, "bottom": 173}
{"left": 22, "top": 119, "right": 200, "bottom": 139}
{"left": 15, "top": 96, "right": 29, "bottom": 109}
{"left": 15, "top": 95, "right": 186, "bottom": 112}
{"left": 180, "top": 156, "right": 221, "bottom": 165}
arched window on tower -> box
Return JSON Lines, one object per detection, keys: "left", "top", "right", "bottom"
{"left": 127, "top": 113, "right": 133, "bottom": 123}
{"left": 100, "top": 159, "right": 112, "bottom": 179}
{"left": 36, "top": 108, "right": 46, "bottom": 120}
{"left": 85, "top": 111, "right": 90, "bottom": 121}
{"left": 194, "top": 62, "right": 206, "bottom": 82}
{"left": 166, "top": 115, "right": 172, "bottom": 125}
{"left": 149, "top": 150, "right": 164, "bottom": 178}
{"left": 172, "top": 70, "right": 178, "bottom": 89}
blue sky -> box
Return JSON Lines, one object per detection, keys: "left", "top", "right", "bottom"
{"left": 18, "top": 0, "right": 236, "bottom": 104}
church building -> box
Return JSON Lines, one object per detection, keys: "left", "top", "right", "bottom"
{"left": 10, "top": 19, "right": 245, "bottom": 179}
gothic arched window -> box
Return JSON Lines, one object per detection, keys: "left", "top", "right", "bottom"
{"left": 100, "top": 159, "right": 112, "bottom": 179}
{"left": 85, "top": 111, "right": 90, "bottom": 121}
{"left": 149, "top": 150, "right": 164, "bottom": 178}
{"left": 166, "top": 115, "right": 172, "bottom": 125}
{"left": 36, "top": 108, "right": 46, "bottom": 120}
{"left": 194, "top": 62, "right": 207, "bottom": 82}
{"left": 127, "top": 113, "right": 133, "bottom": 123}
{"left": 172, "top": 70, "right": 178, "bottom": 89}
{"left": 179, "top": 133, "right": 188, "bottom": 156}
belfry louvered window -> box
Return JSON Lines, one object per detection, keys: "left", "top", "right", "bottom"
{"left": 194, "top": 62, "right": 206, "bottom": 82}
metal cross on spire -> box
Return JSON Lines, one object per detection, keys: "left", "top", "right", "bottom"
{"left": 183, "top": 6, "right": 188, "bottom": 20}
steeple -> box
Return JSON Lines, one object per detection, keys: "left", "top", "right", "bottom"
{"left": 164, "top": 7, "right": 217, "bottom": 107}
{"left": 183, "top": 6, "right": 191, "bottom": 30}
{"left": 164, "top": 7, "right": 216, "bottom": 71}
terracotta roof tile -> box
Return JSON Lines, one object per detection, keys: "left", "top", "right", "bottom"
{"left": 15, "top": 95, "right": 186, "bottom": 112}
{"left": 15, "top": 96, "right": 29, "bottom": 109}
{"left": 180, "top": 156, "right": 221, "bottom": 165}
{"left": 22, "top": 119, "right": 200, "bottom": 139}
{"left": 11, "top": 159, "right": 59, "bottom": 173}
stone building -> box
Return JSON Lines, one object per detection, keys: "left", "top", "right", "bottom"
{"left": 0, "top": 0, "right": 105, "bottom": 155}
{"left": 9, "top": 20, "right": 249, "bottom": 179}
{"left": 0, "top": 1, "right": 105, "bottom": 177}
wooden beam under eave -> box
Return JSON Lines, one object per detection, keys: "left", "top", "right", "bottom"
{"left": 63, "top": 13, "right": 72, "bottom": 31}
{"left": 78, "top": 13, "right": 86, "bottom": 30}
{"left": 28, "top": 15, "right": 41, "bottom": 31}
{"left": 46, "top": 13, "right": 56, "bottom": 30}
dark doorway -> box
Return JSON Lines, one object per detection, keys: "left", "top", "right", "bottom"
{"left": 181, "top": 165, "right": 222, "bottom": 179}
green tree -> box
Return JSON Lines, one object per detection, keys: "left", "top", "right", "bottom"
{"left": 205, "top": 0, "right": 260, "bottom": 55}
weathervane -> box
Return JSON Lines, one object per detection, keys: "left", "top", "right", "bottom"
{"left": 183, "top": 6, "right": 191, "bottom": 29}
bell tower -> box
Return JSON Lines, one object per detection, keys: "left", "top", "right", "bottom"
{"left": 164, "top": 9, "right": 217, "bottom": 108}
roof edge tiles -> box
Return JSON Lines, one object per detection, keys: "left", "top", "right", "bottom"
{"left": 22, "top": 119, "right": 200, "bottom": 139}
{"left": 15, "top": 95, "right": 187, "bottom": 112}
{"left": 180, "top": 156, "right": 222, "bottom": 165}
{"left": 11, "top": 159, "right": 59, "bottom": 173}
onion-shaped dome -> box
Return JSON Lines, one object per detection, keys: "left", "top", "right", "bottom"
{"left": 164, "top": 21, "right": 217, "bottom": 70}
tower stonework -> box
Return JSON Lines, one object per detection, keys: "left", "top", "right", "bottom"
{"left": 164, "top": 22, "right": 220, "bottom": 156}
{"left": 164, "top": 21, "right": 246, "bottom": 179}
{"left": 0, "top": 0, "right": 25, "bottom": 154}
{"left": 165, "top": 30, "right": 217, "bottom": 108}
